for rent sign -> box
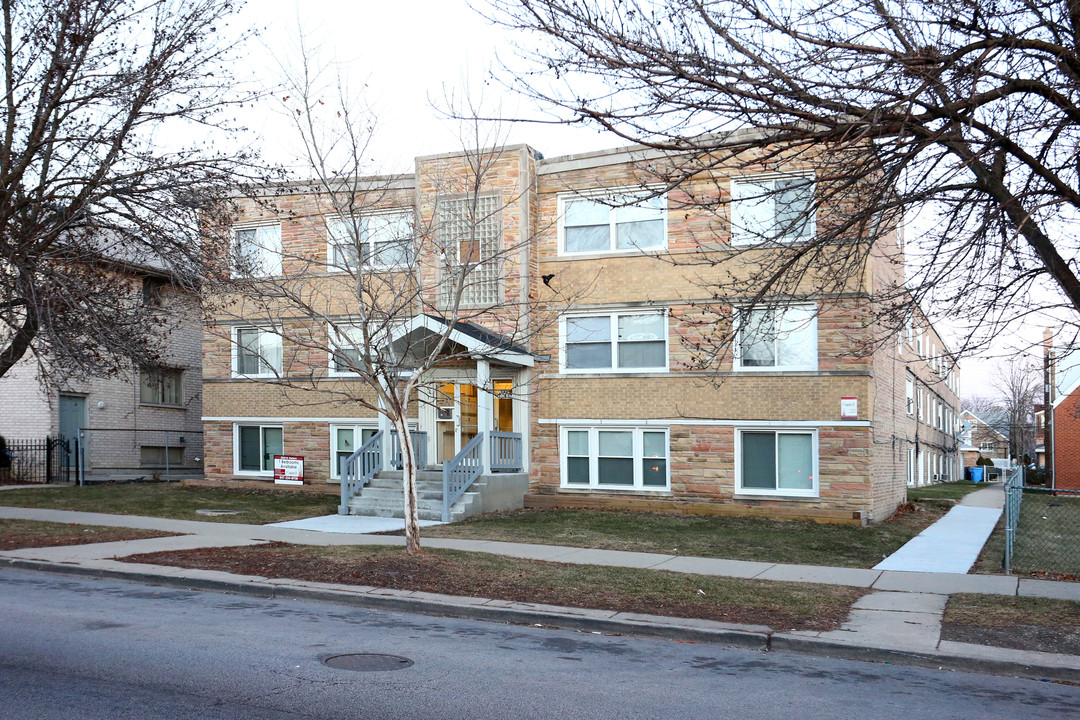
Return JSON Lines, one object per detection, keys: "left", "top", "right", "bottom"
{"left": 274, "top": 455, "right": 304, "bottom": 485}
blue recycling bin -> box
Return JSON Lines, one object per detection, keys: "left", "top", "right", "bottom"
{"left": 968, "top": 467, "right": 984, "bottom": 483}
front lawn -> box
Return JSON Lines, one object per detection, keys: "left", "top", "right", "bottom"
{"left": 0, "top": 519, "right": 174, "bottom": 550}
{"left": 0, "top": 483, "right": 338, "bottom": 525}
{"left": 121, "top": 543, "right": 866, "bottom": 632}
{"left": 907, "top": 480, "right": 988, "bottom": 502}
{"left": 418, "top": 505, "right": 945, "bottom": 568}
{"left": 942, "top": 593, "right": 1080, "bottom": 656}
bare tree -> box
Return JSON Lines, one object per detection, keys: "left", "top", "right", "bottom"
{"left": 206, "top": 51, "right": 575, "bottom": 554}
{"left": 482, "top": 0, "right": 1080, "bottom": 355}
{"left": 0, "top": 0, "right": 260, "bottom": 387}
{"left": 992, "top": 358, "right": 1040, "bottom": 460}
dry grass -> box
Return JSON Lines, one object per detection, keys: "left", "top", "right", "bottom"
{"left": 123, "top": 543, "right": 866, "bottom": 632}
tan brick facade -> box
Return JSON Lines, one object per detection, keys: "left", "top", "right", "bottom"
{"left": 202, "top": 140, "right": 961, "bottom": 522}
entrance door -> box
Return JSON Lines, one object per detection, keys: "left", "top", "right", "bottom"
{"left": 58, "top": 395, "right": 86, "bottom": 468}
{"left": 436, "top": 383, "right": 478, "bottom": 463}
{"left": 434, "top": 381, "right": 515, "bottom": 463}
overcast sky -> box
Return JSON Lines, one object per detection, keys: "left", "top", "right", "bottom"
{"left": 228, "top": 0, "right": 1048, "bottom": 394}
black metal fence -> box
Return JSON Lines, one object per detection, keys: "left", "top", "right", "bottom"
{"left": 1003, "top": 467, "right": 1080, "bottom": 578}
{"left": 0, "top": 436, "right": 73, "bottom": 485}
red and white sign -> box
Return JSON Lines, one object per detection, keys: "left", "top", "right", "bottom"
{"left": 274, "top": 455, "right": 304, "bottom": 485}
{"left": 840, "top": 397, "right": 858, "bottom": 419}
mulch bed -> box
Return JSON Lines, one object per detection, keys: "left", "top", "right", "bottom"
{"left": 0, "top": 522, "right": 173, "bottom": 550}
{"left": 122, "top": 542, "right": 862, "bottom": 632}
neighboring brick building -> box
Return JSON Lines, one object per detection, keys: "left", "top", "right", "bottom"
{"left": 202, "top": 139, "right": 961, "bottom": 523}
{"left": 0, "top": 276, "right": 204, "bottom": 479}
{"left": 1047, "top": 336, "right": 1080, "bottom": 490}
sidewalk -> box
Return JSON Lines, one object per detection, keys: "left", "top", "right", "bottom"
{"left": 1, "top": 500, "right": 1079, "bottom": 681}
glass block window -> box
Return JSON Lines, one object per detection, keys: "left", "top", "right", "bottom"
{"left": 439, "top": 195, "right": 501, "bottom": 306}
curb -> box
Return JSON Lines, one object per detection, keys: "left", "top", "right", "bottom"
{"left": 3, "top": 557, "right": 1078, "bottom": 683}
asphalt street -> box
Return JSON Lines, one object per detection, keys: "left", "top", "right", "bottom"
{"left": 1, "top": 568, "right": 1076, "bottom": 720}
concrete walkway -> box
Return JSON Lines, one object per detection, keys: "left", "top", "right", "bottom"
{"left": 2, "top": 499, "right": 1079, "bottom": 680}
{"left": 874, "top": 484, "right": 1005, "bottom": 573}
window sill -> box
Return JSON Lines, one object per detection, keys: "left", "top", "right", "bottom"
{"left": 561, "top": 367, "right": 669, "bottom": 375}
{"left": 732, "top": 493, "right": 820, "bottom": 502}
{"left": 558, "top": 486, "right": 672, "bottom": 495}
{"left": 555, "top": 248, "right": 668, "bottom": 261}
{"left": 139, "top": 402, "right": 185, "bottom": 409}
{"left": 732, "top": 366, "right": 818, "bottom": 373}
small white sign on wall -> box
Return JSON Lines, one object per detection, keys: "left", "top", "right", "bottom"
{"left": 840, "top": 397, "right": 858, "bottom": 419}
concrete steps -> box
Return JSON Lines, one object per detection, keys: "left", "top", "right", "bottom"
{"left": 346, "top": 469, "right": 529, "bottom": 522}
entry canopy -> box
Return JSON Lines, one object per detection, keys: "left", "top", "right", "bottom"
{"left": 387, "top": 314, "right": 534, "bottom": 368}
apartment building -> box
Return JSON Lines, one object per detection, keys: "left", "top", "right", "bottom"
{"left": 202, "top": 139, "right": 961, "bottom": 523}
{"left": 0, "top": 275, "right": 204, "bottom": 478}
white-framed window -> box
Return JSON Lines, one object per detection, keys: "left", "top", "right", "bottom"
{"left": 327, "top": 212, "right": 414, "bottom": 272}
{"left": 234, "top": 423, "right": 283, "bottom": 475}
{"left": 559, "top": 191, "right": 667, "bottom": 254}
{"left": 560, "top": 426, "right": 669, "bottom": 490}
{"left": 731, "top": 174, "right": 816, "bottom": 245}
{"left": 734, "top": 304, "right": 817, "bottom": 371}
{"left": 232, "top": 224, "right": 282, "bottom": 277}
{"left": 232, "top": 327, "right": 283, "bottom": 378}
{"left": 330, "top": 423, "right": 380, "bottom": 479}
{"left": 328, "top": 324, "right": 364, "bottom": 377}
{"left": 905, "top": 377, "right": 915, "bottom": 416}
{"left": 907, "top": 446, "right": 916, "bottom": 487}
{"left": 561, "top": 310, "right": 668, "bottom": 373}
{"left": 736, "top": 427, "right": 818, "bottom": 497}
{"left": 917, "top": 387, "right": 924, "bottom": 422}
{"left": 980, "top": 440, "right": 996, "bottom": 452}
{"left": 140, "top": 367, "right": 183, "bottom": 406}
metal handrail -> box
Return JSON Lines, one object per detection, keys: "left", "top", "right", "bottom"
{"left": 490, "top": 431, "right": 523, "bottom": 472}
{"left": 391, "top": 430, "right": 429, "bottom": 470}
{"left": 338, "top": 430, "right": 383, "bottom": 515}
{"left": 442, "top": 432, "right": 484, "bottom": 522}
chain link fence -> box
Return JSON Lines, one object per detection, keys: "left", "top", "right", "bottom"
{"left": 1003, "top": 466, "right": 1080, "bottom": 578}
{"left": 75, "top": 428, "right": 204, "bottom": 483}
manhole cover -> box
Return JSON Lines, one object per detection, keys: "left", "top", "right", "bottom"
{"left": 324, "top": 654, "right": 414, "bottom": 672}
{"left": 195, "top": 509, "right": 245, "bottom": 516}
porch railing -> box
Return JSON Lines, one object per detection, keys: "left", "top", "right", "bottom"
{"left": 338, "top": 430, "right": 383, "bottom": 515}
{"left": 490, "top": 431, "right": 523, "bottom": 472}
{"left": 443, "top": 432, "right": 484, "bottom": 522}
{"left": 390, "top": 430, "right": 429, "bottom": 470}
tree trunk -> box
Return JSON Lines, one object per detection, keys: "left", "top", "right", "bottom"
{"left": 393, "top": 413, "right": 422, "bottom": 555}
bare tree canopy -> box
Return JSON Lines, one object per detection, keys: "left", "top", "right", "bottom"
{"left": 485, "top": 0, "right": 1080, "bottom": 352}
{"left": 0, "top": 0, "right": 258, "bottom": 385}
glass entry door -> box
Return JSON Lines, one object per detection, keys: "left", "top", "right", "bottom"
{"left": 436, "top": 383, "right": 479, "bottom": 463}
